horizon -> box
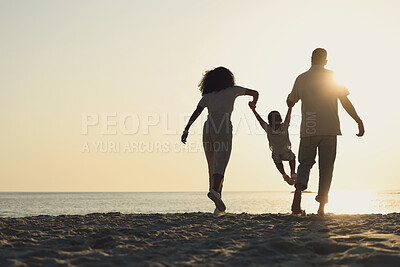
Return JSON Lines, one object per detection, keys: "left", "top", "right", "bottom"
{"left": 1, "top": 189, "right": 399, "bottom": 193}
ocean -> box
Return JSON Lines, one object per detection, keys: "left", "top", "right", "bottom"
{"left": 1, "top": 190, "right": 399, "bottom": 217}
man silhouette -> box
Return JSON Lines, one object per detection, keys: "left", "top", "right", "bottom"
{"left": 287, "top": 48, "right": 365, "bottom": 216}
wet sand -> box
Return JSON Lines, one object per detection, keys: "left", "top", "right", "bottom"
{"left": 1, "top": 212, "right": 399, "bottom": 266}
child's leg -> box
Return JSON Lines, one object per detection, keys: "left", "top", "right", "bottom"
{"left": 273, "top": 154, "right": 293, "bottom": 185}
{"left": 275, "top": 162, "right": 286, "bottom": 175}
{"left": 277, "top": 162, "right": 294, "bottom": 185}
{"left": 289, "top": 159, "right": 296, "bottom": 174}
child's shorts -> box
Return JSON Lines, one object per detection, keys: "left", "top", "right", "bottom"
{"left": 272, "top": 150, "right": 296, "bottom": 164}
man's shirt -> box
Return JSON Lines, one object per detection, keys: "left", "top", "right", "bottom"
{"left": 288, "top": 65, "right": 349, "bottom": 138}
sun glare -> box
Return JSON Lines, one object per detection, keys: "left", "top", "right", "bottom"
{"left": 332, "top": 70, "right": 348, "bottom": 88}
{"left": 325, "top": 189, "right": 379, "bottom": 214}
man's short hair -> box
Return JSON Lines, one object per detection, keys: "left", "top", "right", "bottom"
{"left": 311, "top": 48, "right": 327, "bottom": 65}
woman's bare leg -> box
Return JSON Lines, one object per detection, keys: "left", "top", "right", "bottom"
{"left": 212, "top": 173, "right": 224, "bottom": 194}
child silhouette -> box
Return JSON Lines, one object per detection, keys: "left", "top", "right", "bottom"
{"left": 250, "top": 104, "right": 297, "bottom": 185}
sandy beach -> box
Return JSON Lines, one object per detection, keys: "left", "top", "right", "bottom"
{"left": 1, "top": 212, "right": 399, "bottom": 266}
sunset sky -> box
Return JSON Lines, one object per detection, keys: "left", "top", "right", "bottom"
{"left": 1, "top": 0, "right": 399, "bottom": 192}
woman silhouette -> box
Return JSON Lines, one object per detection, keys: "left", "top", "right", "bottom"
{"left": 181, "top": 67, "right": 259, "bottom": 214}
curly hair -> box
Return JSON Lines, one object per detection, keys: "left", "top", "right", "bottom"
{"left": 198, "top": 66, "right": 235, "bottom": 95}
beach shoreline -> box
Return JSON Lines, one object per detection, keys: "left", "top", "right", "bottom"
{"left": 1, "top": 212, "right": 400, "bottom": 266}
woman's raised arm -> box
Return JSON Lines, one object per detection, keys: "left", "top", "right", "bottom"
{"left": 245, "top": 89, "right": 259, "bottom": 109}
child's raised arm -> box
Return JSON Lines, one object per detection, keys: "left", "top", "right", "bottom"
{"left": 249, "top": 103, "right": 267, "bottom": 129}
{"left": 284, "top": 106, "right": 293, "bottom": 125}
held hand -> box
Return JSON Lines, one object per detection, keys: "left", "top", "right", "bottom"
{"left": 286, "top": 96, "right": 295, "bottom": 108}
{"left": 356, "top": 120, "right": 364, "bottom": 137}
{"left": 248, "top": 101, "right": 256, "bottom": 110}
{"left": 181, "top": 130, "right": 188, "bottom": 144}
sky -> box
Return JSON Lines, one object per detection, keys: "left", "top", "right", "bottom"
{"left": 0, "top": 0, "right": 399, "bottom": 192}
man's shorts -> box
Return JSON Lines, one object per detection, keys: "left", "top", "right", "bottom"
{"left": 272, "top": 150, "right": 296, "bottom": 164}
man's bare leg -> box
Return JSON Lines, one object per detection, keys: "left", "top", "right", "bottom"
{"left": 291, "top": 184, "right": 304, "bottom": 214}
{"left": 318, "top": 203, "right": 325, "bottom": 217}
